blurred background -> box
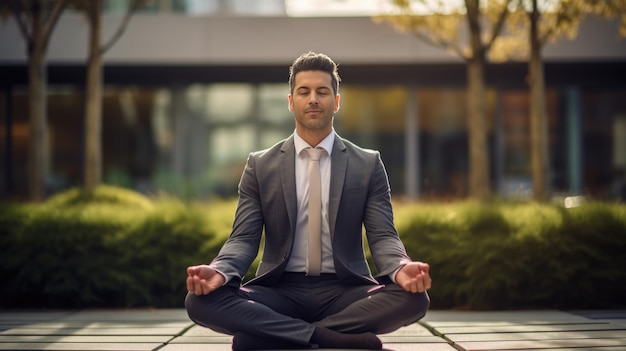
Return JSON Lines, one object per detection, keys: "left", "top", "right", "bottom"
{"left": 1, "top": 0, "right": 625, "bottom": 202}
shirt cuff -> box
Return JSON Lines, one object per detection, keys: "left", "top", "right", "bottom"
{"left": 389, "top": 264, "right": 406, "bottom": 284}
{"left": 211, "top": 267, "right": 230, "bottom": 286}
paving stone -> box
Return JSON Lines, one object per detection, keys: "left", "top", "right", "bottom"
{"left": 0, "top": 323, "right": 28, "bottom": 331}
{"left": 423, "top": 310, "right": 591, "bottom": 325}
{"left": 422, "top": 320, "right": 599, "bottom": 328}
{"left": 2, "top": 309, "right": 624, "bottom": 351}
{"left": 384, "top": 323, "right": 434, "bottom": 336}
{"left": 158, "top": 344, "right": 234, "bottom": 351}
{"left": 59, "top": 310, "right": 189, "bottom": 322}
{"left": 454, "top": 337, "right": 626, "bottom": 350}
{"left": 0, "top": 322, "right": 191, "bottom": 329}
{"left": 381, "top": 344, "right": 458, "bottom": 351}
{"left": 171, "top": 335, "right": 449, "bottom": 346}
{"left": 0, "top": 342, "right": 162, "bottom": 350}
{"left": 180, "top": 325, "right": 226, "bottom": 336}
{"left": 516, "top": 349, "right": 626, "bottom": 351}
{"left": 379, "top": 335, "right": 448, "bottom": 343}
{"left": 161, "top": 345, "right": 458, "bottom": 351}
{"left": 432, "top": 323, "right": 626, "bottom": 335}
{"left": 0, "top": 335, "right": 172, "bottom": 343}
{"left": 0, "top": 327, "right": 186, "bottom": 336}
{"left": 613, "top": 321, "right": 626, "bottom": 328}
{"left": 569, "top": 310, "right": 626, "bottom": 320}
{"left": 169, "top": 335, "right": 232, "bottom": 344}
{"left": 173, "top": 332, "right": 444, "bottom": 343}
{"left": 444, "top": 329, "right": 626, "bottom": 342}
{"left": 0, "top": 312, "right": 73, "bottom": 322}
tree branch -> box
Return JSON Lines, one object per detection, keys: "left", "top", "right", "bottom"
{"left": 41, "top": 0, "right": 70, "bottom": 50}
{"left": 412, "top": 30, "right": 468, "bottom": 60}
{"left": 9, "top": 0, "right": 32, "bottom": 43}
{"left": 465, "top": 0, "right": 481, "bottom": 33}
{"left": 485, "top": 0, "right": 511, "bottom": 52}
{"left": 100, "top": 0, "right": 143, "bottom": 55}
{"left": 464, "top": 0, "right": 484, "bottom": 58}
{"left": 406, "top": 14, "right": 468, "bottom": 60}
{"left": 538, "top": 1, "right": 577, "bottom": 47}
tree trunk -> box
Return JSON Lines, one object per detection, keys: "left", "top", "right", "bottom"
{"left": 467, "top": 55, "right": 490, "bottom": 200}
{"left": 28, "top": 5, "right": 48, "bottom": 202}
{"left": 528, "top": 0, "right": 551, "bottom": 201}
{"left": 465, "top": 0, "right": 490, "bottom": 200}
{"left": 84, "top": 0, "right": 103, "bottom": 189}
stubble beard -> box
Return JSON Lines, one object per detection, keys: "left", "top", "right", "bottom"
{"left": 299, "top": 113, "right": 333, "bottom": 133}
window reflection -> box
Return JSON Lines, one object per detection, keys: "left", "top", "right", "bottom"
{"left": 3, "top": 81, "right": 625, "bottom": 201}
{"left": 206, "top": 84, "right": 254, "bottom": 123}
{"left": 103, "top": 0, "right": 286, "bottom": 16}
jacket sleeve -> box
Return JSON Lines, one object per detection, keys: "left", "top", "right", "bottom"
{"left": 364, "top": 152, "right": 412, "bottom": 277}
{"left": 209, "top": 153, "right": 264, "bottom": 283}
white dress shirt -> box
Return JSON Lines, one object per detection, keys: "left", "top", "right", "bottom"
{"left": 285, "top": 130, "right": 336, "bottom": 273}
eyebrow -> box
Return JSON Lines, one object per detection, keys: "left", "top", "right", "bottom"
{"left": 296, "top": 86, "right": 331, "bottom": 91}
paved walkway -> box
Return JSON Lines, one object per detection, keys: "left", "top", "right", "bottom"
{"left": 0, "top": 309, "right": 625, "bottom": 350}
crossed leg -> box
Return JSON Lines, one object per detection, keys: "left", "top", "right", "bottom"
{"left": 185, "top": 279, "right": 429, "bottom": 349}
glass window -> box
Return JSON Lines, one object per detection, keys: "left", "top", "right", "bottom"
{"left": 206, "top": 84, "right": 255, "bottom": 123}
{"left": 415, "top": 89, "right": 469, "bottom": 198}
{"left": 122, "top": 0, "right": 288, "bottom": 16}
{"left": 337, "top": 85, "right": 407, "bottom": 194}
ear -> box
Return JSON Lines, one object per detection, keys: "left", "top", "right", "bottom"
{"left": 288, "top": 94, "right": 294, "bottom": 112}
{"left": 334, "top": 94, "right": 340, "bottom": 113}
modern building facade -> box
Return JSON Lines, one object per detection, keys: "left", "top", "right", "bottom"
{"left": 1, "top": 1, "right": 626, "bottom": 201}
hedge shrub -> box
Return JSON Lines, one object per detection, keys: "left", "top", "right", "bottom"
{"left": 0, "top": 186, "right": 220, "bottom": 308}
{"left": 1, "top": 186, "right": 625, "bottom": 310}
{"left": 396, "top": 201, "right": 626, "bottom": 309}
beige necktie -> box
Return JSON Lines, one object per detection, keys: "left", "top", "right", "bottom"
{"left": 305, "top": 147, "right": 323, "bottom": 276}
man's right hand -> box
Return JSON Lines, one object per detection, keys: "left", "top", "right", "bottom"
{"left": 186, "top": 265, "right": 226, "bottom": 295}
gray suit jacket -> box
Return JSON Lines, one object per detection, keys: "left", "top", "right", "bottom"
{"left": 209, "top": 133, "right": 411, "bottom": 287}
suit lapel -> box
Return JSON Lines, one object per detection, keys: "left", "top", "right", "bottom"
{"left": 280, "top": 136, "right": 297, "bottom": 234}
{"left": 329, "top": 136, "right": 348, "bottom": 240}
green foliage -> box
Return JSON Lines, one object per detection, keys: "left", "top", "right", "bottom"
{"left": 1, "top": 187, "right": 625, "bottom": 310}
{"left": 396, "top": 201, "right": 626, "bottom": 309}
{"left": 0, "top": 186, "right": 219, "bottom": 309}
{"left": 45, "top": 184, "right": 153, "bottom": 209}
{"left": 374, "top": 0, "right": 511, "bottom": 60}
{"left": 377, "top": 0, "right": 626, "bottom": 62}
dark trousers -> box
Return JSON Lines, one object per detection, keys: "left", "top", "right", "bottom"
{"left": 185, "top": 273, "right": 430, "bottom": 346}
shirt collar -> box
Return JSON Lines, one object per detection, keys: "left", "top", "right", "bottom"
{"left": 294, "top": 129, "right": 335, "bottom": 157}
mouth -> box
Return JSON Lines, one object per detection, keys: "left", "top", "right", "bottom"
{"left": 306, "top": 109, "right": 322, "bottom": 114}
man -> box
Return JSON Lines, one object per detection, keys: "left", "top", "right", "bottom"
{"left": 186, "top": 52, "right": 431, "bottom": 351}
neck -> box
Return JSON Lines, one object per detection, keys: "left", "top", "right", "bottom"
{"left": 296, "top": 128, "right": 332, "bottom": 147}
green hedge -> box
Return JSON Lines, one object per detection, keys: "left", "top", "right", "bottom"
{"left": 396, "top": 201, "right": 626, "bottom": 309}
{"left": 0, "top": 186, "right": 222, "bottom": 308}
{"left": 1, "top": 186, "right": 625, "bottom": 310}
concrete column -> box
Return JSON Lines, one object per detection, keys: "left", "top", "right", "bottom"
{"left": 494, "top": 91, "right": 504, "bottom": 196}
{"left": 171, "top": 87, "right": 188, "bottom": 177}
{"left": 565, "top": 87, "right": 583, "bottom": 194}
{"left": 404, "top": 84, "right": 419, "bottom": 200}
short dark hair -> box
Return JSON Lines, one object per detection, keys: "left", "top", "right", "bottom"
{"left": 289, "top": 52, "right": 341, "bottom": 95}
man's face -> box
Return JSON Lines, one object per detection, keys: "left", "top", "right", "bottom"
{"left": 288, "top": 70, "right": 340, "bottom": 134}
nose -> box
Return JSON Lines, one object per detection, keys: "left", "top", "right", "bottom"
{"left": 308, "top": 92, "right": 319, "bottom": 105}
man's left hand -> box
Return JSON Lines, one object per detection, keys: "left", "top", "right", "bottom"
{"left": 396, "top": 262, "right": 431, "bottom": 293}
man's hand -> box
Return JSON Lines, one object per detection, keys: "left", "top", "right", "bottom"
{"left": 395, "top": 262, "right": 431, "bottom": 293}
{"left": 186, "top": 265, "right": 226, "bottom": 295}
